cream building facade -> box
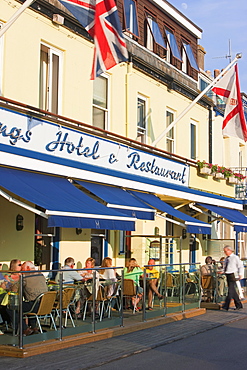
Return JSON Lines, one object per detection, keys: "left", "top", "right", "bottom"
{"left": 0, "top": 0, "right": 246, "bottom": 271}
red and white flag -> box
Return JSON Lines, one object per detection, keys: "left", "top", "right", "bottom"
{"left": 212, "top": 64, "right": 247, "bottom": 141}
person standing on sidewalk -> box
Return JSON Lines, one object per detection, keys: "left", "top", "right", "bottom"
{"left": 222, "top": 246, "right": 244, "bottom": 311}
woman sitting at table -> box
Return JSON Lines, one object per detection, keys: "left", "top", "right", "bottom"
{"left": 145, "top": 258, "right": 164, "bottom": 310}
{"left": 76, "top": 258, "right": 99, "bottom": 317}
{"left": 124, "top": 258, "right": 143, "bottom": 311}
{"left": 4, "top": 259, "right": 22, "bottom": 292}
{"left": 100, "top": 257, "right": 117, "bottom": 298}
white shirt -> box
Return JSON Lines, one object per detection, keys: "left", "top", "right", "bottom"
{"left": 224, "top": 253, "right": 244, "bottom": 278}
{"left": 55, "top": 265, "right": 82, "bottom": 284}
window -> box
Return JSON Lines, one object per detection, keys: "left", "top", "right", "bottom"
{"left": 166, "top": 110, "right": 175, "bottom": 153}
{"left": 137, "top": 96, "right": 147, "bottom": 143}
{"left": 123, "top": 0, "right": 139, "bottom": 38}
{"left": 190, "top": 120, "right": 197, "bottom": 160}
{"left": 0, "top": 23, "right": 4, "bottom": 96}
{"left": 199, "top": 78, "right": 213, "bottom": 99}
{"left": 93, "top": 75, "right": 108, "bottom": 130}
{"left": 182, "top": 42, "right": 199, "bottom": 71}
{"left": 146, "top": 14, "right": 166, "bottom": 52}
{"left": 39, "top": 43, "right": 62, "bottom": 114}
{"left": 165, "top": 28, "right": 182, "bottom": 62}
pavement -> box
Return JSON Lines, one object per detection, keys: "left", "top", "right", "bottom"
{"left": 0, "top": 303, "right": 247, "bottom": 369}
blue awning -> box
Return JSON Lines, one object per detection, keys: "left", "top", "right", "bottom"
{"left": 0, "top": 167, "right": 135, "bottom": 230}
{"left": 75, "top": 181, "right": 155, "bottom": 220}
{"left": 128, "top": 190, "right": 211, "bottom": 234}
{"left": 198, "top": 203, "right": 247, "bottom": 232}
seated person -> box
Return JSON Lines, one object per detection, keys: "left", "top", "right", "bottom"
{"left": 76, "top": 257, "right": 99, "bottom": 316}
{"left": 100, "top": 257, "right": 117, "bottom": 298}
{"left": 7, "top": 261, "right": 48, "bottom": 336}
{"left": 217, "top": 257, "right": 227, "bottom": 297}
{"left": 145, "top": 259, "right": 163, "bottom": 310}
{"left": 124, "top": 258, "right": 143, "bottom": 311}
{"left": 55, "top": 257, "right": 83, "bottom": 285}
{"left": 4, "top": 259, "right": 22, "bottom": 292}
{"left": 201, "top": 256, "right": 216, "bottom": 302}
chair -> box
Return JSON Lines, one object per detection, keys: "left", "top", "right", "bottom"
{"left": 122, "top": 279, "right": 138, "bottom": 314}
{"left": 161, "top": 273, "right": 177, "bottom": 297}
{"left": 83, "top": 284, "right": 108, "bottom": 321}
{"left": 23, "top": 291, "right": 57, "bottom": 333}
{"left": 201, "top": 275, "right": 216, "bottom": 302}
{"left": 53, "top": 287, "right": 76, "bottom": 327}
{"left": 105, "top": 281, "right": 121, "bottom": 317}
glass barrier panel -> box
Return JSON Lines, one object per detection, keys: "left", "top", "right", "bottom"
{"left": 184, "top": 264, "right": 201, "bottom": 310}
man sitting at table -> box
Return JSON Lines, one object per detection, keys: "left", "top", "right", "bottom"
{"left": 55, "top": 257, "right": 83, "bottom": 284}
{"left": 145, "top": 259, "right": 164, "bottom": 310}
{"left": 7, "top": 261, "right": 48, "bottom": 336}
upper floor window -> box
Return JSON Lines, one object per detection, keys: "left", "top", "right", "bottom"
{"left": 166, "top": 110, "right": 175, "bottom": 153}
{"left": 0, "top": 23, "right": 4, "bottom": 96}
{"left": 190, "top": 120, "right": 197, "bottom": 160}
{"left": 137, "top": 95, "right": 147, "bottom": 143}
{"left": 93, "top": 75, "right": 108, "bottom": 130}
{"left": 39, "top": 43, "right": 63, "bottom": 114}
{"left": 123, "top": 0, "right": 139, "bottom": 38}
{"left": 199, "top": 77, "right": 213, "bottom": 99}
{"left": 165, "top": 28, "right": 182, "bottom": 63}
{"left": 145, "top": 13, "right": 166, "bottom": 53}
{"left": 182, "top": 41, "right": 199, "bottom": 71}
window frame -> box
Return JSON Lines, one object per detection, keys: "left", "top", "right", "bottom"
{"left": 39, "top": 42, "right": 63, "bottom": 115}
{"left": 165, "top": 108, "right": 175, "bottom": 153}
{"left": 165, "top": 28, "right": 182, "bottom": 62}
{"left": 92, "top": 73, "right": 110, "bottom": 131}
{"left": 122, "top": 0, "right": 140, "bottom": 38}
{"left": 145, "top": 12, "right": 166, "bottom": 51}
{"left": 0, "top": 23, "right": 4, "bottom": 96}
{"left": 182, "top": 41, "right": 199, "bottom": 71}
{"left": 137, "top": 94, "right": 148, "bottom": 144}
{"left": 190, "top": 119, "right": 197, "bottom": 160}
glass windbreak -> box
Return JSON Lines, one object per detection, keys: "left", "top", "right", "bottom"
{"left": 184, "top": 264, "right": 201, "bottom": 309}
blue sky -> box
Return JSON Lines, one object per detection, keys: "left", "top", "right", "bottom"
{"left": 168, "top": 0, "right": 247, "bottom": 92}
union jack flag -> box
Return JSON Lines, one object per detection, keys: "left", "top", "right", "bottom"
{"left": 59, "top": 0, "right": 128, "bottom": 79}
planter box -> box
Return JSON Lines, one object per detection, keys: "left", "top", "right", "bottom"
{"left": 227, "top": 177, "right": 238, "bottom": 184}
{"left": 200, "top": 167, "right": 212, "bottom": 175}
{"left": 214, "top": 172, "right": 225, "bottom": 179}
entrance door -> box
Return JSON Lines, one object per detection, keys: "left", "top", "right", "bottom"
{"left": 35, "top": 214, "right": 55, "bottom": 269}
{"left": 91, "top": 230, "right": 105, "bottom": 266}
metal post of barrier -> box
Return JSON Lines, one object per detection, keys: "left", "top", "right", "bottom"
{"left": 120, "top": 269, "right": 124, "bottom": 327}
{"left": 215, "top": 263, "right": 219, "bottom": 304}
{"left": 182, "top": 265, "right": 185, "bottom": 312}
{"left": 164, "top": 268, "right": 167, "bottom": 316}
{"left": 59, "top": 272, "right": 63, "bottom": 341}
{"left": 92, "top": 270, "right": 96, "bottom": 334}
{"left": 18, "top": 273, "right": 23, "bottom": 349}
{"left": 142, "top": 268, "right": 146, "bottom": 322}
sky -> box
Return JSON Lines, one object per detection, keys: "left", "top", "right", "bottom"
{"left": 167, "top": 0, "right": 247, "bottom": 92}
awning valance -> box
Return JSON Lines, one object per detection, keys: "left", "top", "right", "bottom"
{"left": 75, "top": 180, "right": 155, "bottom": 220}
{"left": 128, "top": 190, "right": 211, "bottom": 234}
{"left": 0, "top": 167, "right": 135, "bottom": 231}
{"left": 198, "top": 203, "right": 247, "bottom": 233}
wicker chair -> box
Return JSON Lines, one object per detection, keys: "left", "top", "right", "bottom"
{"left": 53, "top": 287, "right": 76, "bottom": 327}
{"left": 122, "top": 279, "right": 138, "bottom": 313}
{"left": 23, "top": 291, "right": 57, "bottom": 333}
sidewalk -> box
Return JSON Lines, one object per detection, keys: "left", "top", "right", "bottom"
{"left": 1, "top": 303, "right": 247, "bottom": 369}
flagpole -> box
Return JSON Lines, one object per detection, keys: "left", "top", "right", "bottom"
{"left": 0, "top": 0, "right": 35, "bottom": 38}
{"left": 152, "top": 53, "right": 242, "bottom": 147}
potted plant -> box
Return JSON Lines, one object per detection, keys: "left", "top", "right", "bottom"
{"left": 214, "top": 166, "right": 226, "bottom": 179}
{"left": 233, "top": 173, "right": 246, "bottom": 182}
{"left": 197, "top": 160, "right": 212, "bottom": 175}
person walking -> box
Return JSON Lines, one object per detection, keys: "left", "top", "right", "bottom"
{"left": 221, "top": 246, "right": 244, "bottom": 311}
